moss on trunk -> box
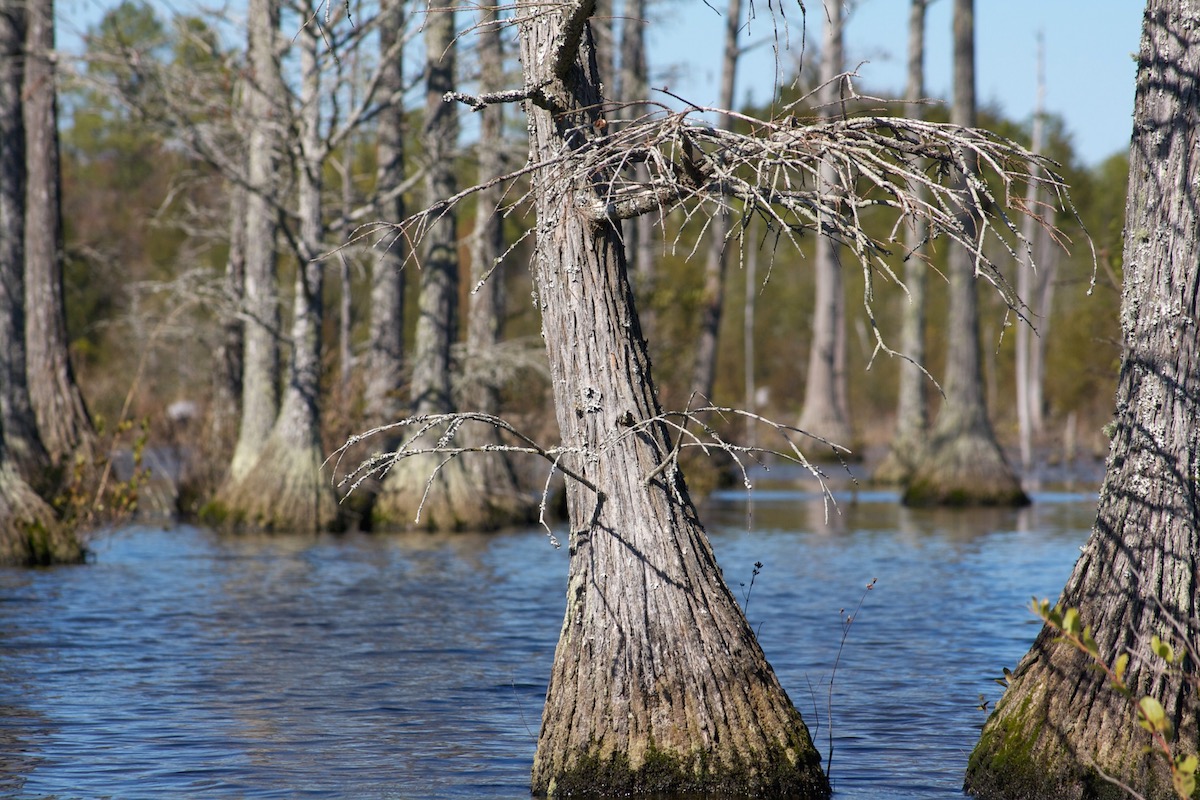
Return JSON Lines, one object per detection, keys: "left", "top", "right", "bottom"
{"left": 903, "top": 430, "right": 1028, "bottom": 507}
{"left": 0, "top": 462, "right": 82, "bottom": 566}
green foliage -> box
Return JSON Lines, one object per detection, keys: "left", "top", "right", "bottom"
{"left": 1031, "top": 598, "right": 1197, "bottom": 798}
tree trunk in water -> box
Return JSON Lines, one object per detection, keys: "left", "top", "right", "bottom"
{"left": 0, "top": 4, "right": 76, "bottom": 566}
{"left": 363, "top": 0, "right": 406, "bottom": 431}
{"left": 520, "top": 6, "right": 827, "bottom": 796}
{"left": 22, "top": 0, "right": 95, "bottom": 470}
{"left": 796, "top": 0, "right": 853, "bottom": 454}
{"left": 454, "top": 4, "right": 536, "bottom": 528}
{"left": 1015, "top": 34, "right": 1046, "bottom": 474}
{"left": 226, "top": 0, "right": 281, "bottom": 484}
{"left": 374, "top": 0, "right": 478, "bottom": 530}
{"left": 902, "top": 0, "right": 1026, "bottom": 507}
{"left": 873, "top": 0, "right": 929, "bottom": 485}
{"left": 219, "top": 11, "right": 337, "bottom": 531}
{"left": 210, "top": 179, "right": 245, "bottom": 458}
{"left": 965, "top": 4, "right": 1200, "bottom": 797}
{"left": 0, "top": 3, "right": 50, "bottom": 485}
{"left": 689, "top": 0, "right": 742, "bottom": 404}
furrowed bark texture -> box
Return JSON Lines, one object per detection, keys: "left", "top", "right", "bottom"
{"left": 23, "top": 0, "right": 96, "bottom": 469}
{"left": 521, "top": 6, "right": 827, "bottom": 797}
{"left": 902, "top": 0, "right": 1026, "bottom": 507}
{"left": 965, "top": 3, "right": 1200, "bottom": 797}
{"left": 0, "top": 3, "right": 51, "bottom": 484}
{"left": 227, "top": 0, "right": 282, "bottom": 483}
{"left": 796, "top": 0, "right": 853, "bottom": 454}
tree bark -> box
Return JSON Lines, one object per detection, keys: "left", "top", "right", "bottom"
{"left": 226, "top": 0, "right": 282, "bottom": 483}
{"left": 902, "top": 0, "right": 1026, "bottom": 506}
{"left": 0, "top": 1, "right": 50, "bottom": 485}
{"left": 1015, "top": 34, "right": 1046, "bottom": 473}
{"left": 453, "top": 3, "right": 536, "bottom": 528}
{"left": 22, "top": 0, "right": 94, "bottom": 471}
{"left": 374, "top": 0, "right": 478, "bottom": 530}
{"left": 796, "top": 0, "right": 853, "bottom": 454}
{"left": 873, "top": 0, "right": 929, "bottom": 485}
{"left": 689, "top": 0, "right": 742, "bottom": 404}
{"left": 520, "top": 5, "right": 827, "bottom": 796}
{"left": 363, "top": 0, "right": 407, "bottom": 430}
{"left": 965, "top": 3, "right": 1200, "bottom": 796}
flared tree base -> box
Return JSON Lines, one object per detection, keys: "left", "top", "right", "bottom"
{"left": 372, "top": 450, "right": 535, "bottom": 532}
{"left": 211, "top": 437, "right": 339, "bottom": 531}
{"left": 0, "top": 462, "right": 82, "bottom": 565}
{"left": 903, "top": 430, "right": 1028, "bottom": 507}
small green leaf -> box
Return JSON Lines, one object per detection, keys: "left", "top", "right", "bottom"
{"left": 1114, "top": 653, "right": 1129, "bottom": 684}
{"left": 1175, "top": 753, "right": 1198, "bottom": 776}
{"left": 1152, "top": 635, "right": 1177, "bottom": 663}
{"left": 1173, "top": 769, "right": 1195, "bottom": 799}
{"left": 1063, "top": 608, "right": 1082, "bottom": 636}
{"left": 1138, "top": 697, "right": 1168, "bottom": 734}
{"left": 1082, "top": 627, "right": 1099, "bottom": 657}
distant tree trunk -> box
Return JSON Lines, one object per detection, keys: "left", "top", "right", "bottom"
{"left": 220, "top": 11, "right": 337, "bottom": 531}
{"left": 0, "top": 2, "right": 77, "bottom": 567}
{"left": 619, "top": 0, "right": 656, "bottom": 336}
{"left": 966, "top": 4, "right": 1200, "bottom": 796}
{"left": 22, "top": 0, "right": 95, "bottom": 470}
{"left": 873, "top": 0, "right": 929, "bottom": 484}
{"left": 363, "top": 0, "right": 407, "bottom": 430}
{"left": 902, "top": 0, "right": 1026, "bottom": 506}
{"left": 1015, "top": 34, "right": 1046, "bottom": 473}
{"left": 210, "top": 176, "right": 247, "bottom": 461}
{"left": 520, "top": 6, "right": 827, "bottom": 796}
{"left": 374, "top": 0, "right": 476, "bottom": 529}
{"left": 689, "top": 0, "right": 742, "bottom": 404}
{"left": 453, "top": 4, "right": 536, "bottom": 527}
{"left": 0, "top": 2, "right": 50, "bottom": 485}
{"left": 225, "top": 0, "right": 281, "bottom": 484}
{"left": 796, "top": 0, "right": 853, "bottom": 452}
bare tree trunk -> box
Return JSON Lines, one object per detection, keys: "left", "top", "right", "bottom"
{"left": 619, "top": 0, "right": 656, "bottom": 336}
{"left": 0, "top": 3, "right": 77, "bottom": 567}
{"left": 902, "top": 0, "right": 1026, "bottom": 506}
{"left": 0, "top": 2, "right": 50, "bottom": 485}
{"left": 520, "top": 6, "right": 827, "bottom": 795}
{"left": 374, "top": 0, "right": 476, "bottom": 530}
{"left": 689, "top": 0, "right": 742, "bottom": 403}
{"left": 1015, "top": 33, "right": 1046, "bottom": 474}
{"left": 363, "top": 0, "right": 407, "bottom": 430}
{"left": 451, "top": 4, "right": 536, "bottom": 527}
{"left": 220, "top": 11, "right": 337, "bottom": 531}
{"left": 210, "top": 179, "right": 246, "bottom": 457}
{"left": 226, "top": 0, "right": 282, "bottom": 483}
{"left": 873, "top": 0, "right": 929, "bottom": 485}
{"left": 796, "top": 0, "right": 853, "bottom": 453}
{"left": 966, "top": 4, "right": 1200, "bottom": 796}
{"left": 22, "top": 0, "right": 94, "bottom": 470}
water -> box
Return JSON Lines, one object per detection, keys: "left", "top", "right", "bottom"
{"left": 0, "top": 486, "right": 1096, "bottom": 799}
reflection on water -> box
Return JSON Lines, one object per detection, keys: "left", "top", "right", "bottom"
{"left": 0, "top": 489, "right": 1096, "bottom": 799}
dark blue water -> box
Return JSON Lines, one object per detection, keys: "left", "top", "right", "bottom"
{"left": 0, "top": 488, "right": 1095, "bottom": 799}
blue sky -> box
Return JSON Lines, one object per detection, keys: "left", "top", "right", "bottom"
{"left": 649, "top": 1, "right": 1145, "bottom": 167}
{"left": 59, "top": 0, "right": 1144, "bottom": 167}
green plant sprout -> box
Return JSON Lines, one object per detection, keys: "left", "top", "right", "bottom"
{"left": 1031, "top": 598, "right": 1198, "bottom": 799}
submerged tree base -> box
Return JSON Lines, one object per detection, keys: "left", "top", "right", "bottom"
{"left": 535, "top": 736, "right": 828, "bottom": 798}
{"left": 902, "top": 431, "right": 1028, "bottom": 507}
{"left": 0, "top": 462, "right": 83, "bottom": 566}
{"left": 213, "top": 438, "right": 339, "bottom": 531}
{"left": 372, "top": 450, "right": 535, "bottom": 532}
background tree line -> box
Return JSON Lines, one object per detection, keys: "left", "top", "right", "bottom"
{"left": 0, "top": 0, "right": 1128, "bottom": 559}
